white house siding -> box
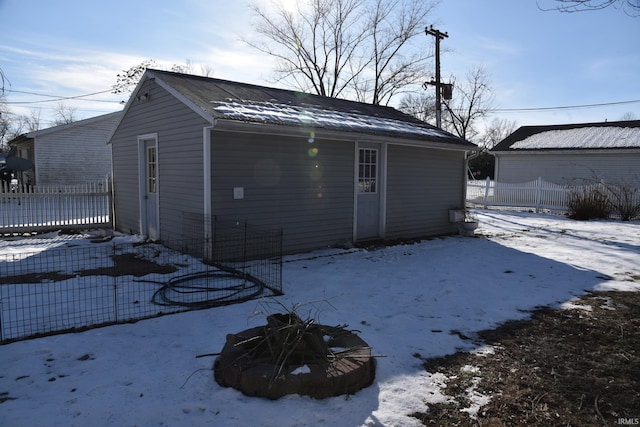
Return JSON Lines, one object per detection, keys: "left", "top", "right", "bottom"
{"left": 33, "top": 113, "right": 120, "bottom": 185}
{"left": 209, "top": 130, "right": 355, "bottom": 254}
{"left": 110, "top": 79, "right": 209, "bottom": 238}
{"left": 385, "top": 145, "right": 464, "bottom": 238}
{"left": 494, "top": 151, "right": 640, "bottom": 185}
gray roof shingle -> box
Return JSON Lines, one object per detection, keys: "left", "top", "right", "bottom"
{"left": 149, "top": 69, "right": 474, "bottom": 148}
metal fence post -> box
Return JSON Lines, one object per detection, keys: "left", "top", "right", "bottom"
{"left": 113, "top": 242, "right": 118, "bottom": 323}
{"left": 277, "top": 228, "right": 284, "bottom": 295}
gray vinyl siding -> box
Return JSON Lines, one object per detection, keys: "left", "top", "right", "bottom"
{"left": 110, "top": 74, "right": 472, "bottom": 251}
{"left": 209, "top": 131, "right": 355, "bottom": 254}
{"left": 34, "top": 114, "right": 119, "bottom": 185}
{"left": 385, "top": 145, "right": 464, "bottom": 238}
{"left": 110, "top": 120, "right": 141, "bottom": 236}
{"left": 110, "top": 79, "right": 209, "bottom": 238}
{"left": 495, "top": 152, "right": 640, "bottom": 185}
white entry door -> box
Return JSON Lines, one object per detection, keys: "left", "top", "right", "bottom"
{"left": 139, "top": 135, "right": 159, "bottom": 240}
{"left": 356, "top": 143, "right": 383, "bottom": 240}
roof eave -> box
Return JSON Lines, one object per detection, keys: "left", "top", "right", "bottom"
{"left": 211, "top": 118, "right": 476, "bottom": 151}
{"left": 492, "top": 147, "right": 640, "bottom": 155}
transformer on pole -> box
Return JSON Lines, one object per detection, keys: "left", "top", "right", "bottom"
{"left": 424, "top": 25, "right": 449, "bottom": 128}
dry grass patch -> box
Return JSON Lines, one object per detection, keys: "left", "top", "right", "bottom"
{"left": 413, "top": 291, "right": 640, "bottom": 426}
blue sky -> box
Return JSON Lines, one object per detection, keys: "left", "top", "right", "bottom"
{"left": 1, "top": 0, "right": 638, "bottom": 131}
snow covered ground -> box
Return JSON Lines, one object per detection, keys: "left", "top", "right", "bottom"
{"left": 1, "top": 210, "right": 639, "bottom": 427}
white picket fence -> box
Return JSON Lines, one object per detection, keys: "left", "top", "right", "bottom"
{"left": 0, "top": 179, "right": 112, "bottom": 234}
{"left": 467, "top": 177, "right": 574, "bottom": 212}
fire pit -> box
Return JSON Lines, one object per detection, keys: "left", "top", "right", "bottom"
{"left": 214, "top": 312, "right": 375, "bottom": 399}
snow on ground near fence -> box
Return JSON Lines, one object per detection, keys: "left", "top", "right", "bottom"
{"left": 1, "top": 210, "right": 639, "bottom": 427}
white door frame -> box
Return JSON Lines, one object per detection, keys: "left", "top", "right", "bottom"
{"left": 137, "top": 133, "right": 159, "bottom": 240}
{"left": 353, "top": 141, "right": 387, "bottom": 241}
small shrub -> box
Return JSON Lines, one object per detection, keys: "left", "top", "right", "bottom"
{"left": 604, "top": 182, "right": 640, "bottom": 221}
{"left": 567, "top": 186, "right": 611, "bottom": 220}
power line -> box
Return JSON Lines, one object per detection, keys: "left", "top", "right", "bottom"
{"left": 492, "top": 98, "right": 640, "bottom": 113}
{"left": 3, "top": 88, "right": 121, "bottom": 104}
{"left": 3, "top": 86, "right": 639, "bottom": 113}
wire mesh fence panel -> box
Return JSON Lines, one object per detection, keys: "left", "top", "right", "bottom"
{"left": 181, "top": 213, "right": 283, "bottom": 295}
{"left": 212, "top": 219, "right": 283, "bottom": 296}
{"left": 0, "top": 279, "right": 116, "bottom": 340}
{"left": 0, "top": 215, "right": 283, "bottom": 343}
{"left": 0, "top": 242, "right": 117, "bottom": 341}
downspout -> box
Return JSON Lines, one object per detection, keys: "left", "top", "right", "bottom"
{"left": 109, "top": 142, "right": 116, "bottom": 230}
{"left": 464, "top": 148, "right": 481, "bottom": 207}
{"left": 465, "top": 149, "right": 482, "bottom": 180}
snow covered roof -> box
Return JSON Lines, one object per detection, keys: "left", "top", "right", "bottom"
{"left": 210, "top": 100, "right": 447, "bottom": 140}
{"left": 144, "top": 69, "right": 473, "bottom": 149}
{"left": 492, "top": 120, "right": 640, "bottom": 152}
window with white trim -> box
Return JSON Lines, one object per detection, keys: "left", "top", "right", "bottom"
{"left": 147, "top": 146, "right": 157, "bottom": 194}
{"left": 358, "top": 148, "right": 377, "bottom": 193}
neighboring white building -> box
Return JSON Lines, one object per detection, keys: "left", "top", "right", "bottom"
{"left": 9, "top": 111, "right": 121, "bottom": 185}
{"left": 491, "top": 120, "right": 640, "bottom": 185}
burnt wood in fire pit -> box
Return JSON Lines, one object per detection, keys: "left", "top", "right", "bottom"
{"left": 214, "top": 313, "right": 375, "bottom": 399}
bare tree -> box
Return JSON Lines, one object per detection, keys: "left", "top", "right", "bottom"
{"left": 112, "top": 59, "right": 158, "bottom": 95}
{"left": 112, "top": 59, "right": 215, "bottom": 95}
{"left": 247, "top": 0, "right": 367, "bottom": 98}
{"left": 465, "top": 118, "right": 517, "bottom": 180}
{"left": 0, "top": 95, "right": 27, "bottom": 148}
{"left": 170, "top": 59, "right": 194, "bottom": 74}
{"left": 355, "top": 0, "right": 438, "bottom": 105}
{"left": 246, "top": 0, "right": 438, "bottom": 105}
{"left": 479, "top": 117, "right": 518, "bottom": 149}
{"left": 399, "top": 66, "right": 502, "bottom": 147}
{"left": 170, "top": 60, "right": 214, "bottom": 77}
{"left": 23, "top": 109, "right": 43, "bottom": 133}
{"left": 1, "top": 103, "right": 43, "bottom": 148}
{"left": 3, "top": 110, "right": 42, "bottom": 138}
{"left": 0, "top": 70, "right": 42, "bottom": 147}
{"left": 52, "top": 102, "right": 78, "bottom": 126}
{"left": 0, "top": 118, "right": 11, "bottom": 151}
{"left": 442, "top": 66, "right": 495, "bottom": 142}
{"left": 199, "top": 64, "right": 214, "bottom": 77}
{"left": 398, "top": 92, "right": 437, "bottom": 123}
{"left": 539, "top": 0, "right": 640, "bottom": 15}
{"left": 30, "top": 109, "right": 42, "bottom": 131}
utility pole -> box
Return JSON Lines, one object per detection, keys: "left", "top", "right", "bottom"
{"left": 424, "top": 25, "right": 449, "bottom": 128}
